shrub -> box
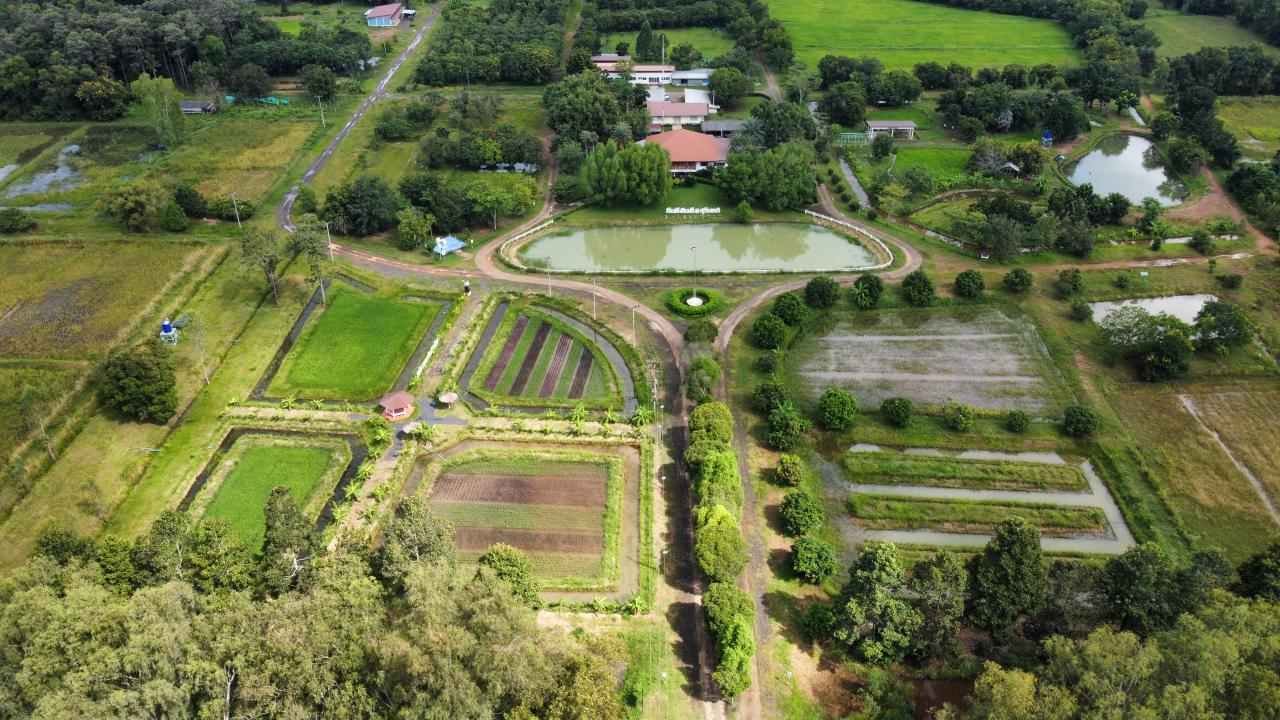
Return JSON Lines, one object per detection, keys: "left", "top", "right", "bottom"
{"left": 703, "top": 581, "right": 755, "bottom": 697}
{"left": 942, "top": 401, "right": 975, "bottom": 432}
{"left": 751, "top": 314, "right": 787, "bottom": 349}
{"left": 1063, "top": 405, "right": 1098, "bottom": 437}
{"left": 1218, "top": 273, "right": 1244, "bottom": 289}
{"left": 767, "top": 402, "right": 812, "bottom": 451}
{"left": 206, "top": 195, "right": 255, "bottom": 221}
{"left": 866, "top": 209, "right": 878, "bottom": 221}
{"left": 881, "top": 397, "right": 913, "bottom": 428}
{"left": 694, "top": 451, "right": 744, "bottom": 513}
{"left": 849, "top": 199, "right": 862, "bottom": 212}
{"left": 478, "top": 543, "right": 540, "bottom": 608}
{"left": 850, "top": 274, "right": 885, "bottom": 310}
{"left": 900, "top": 270, "right": 936, "bottom": 307}
{"left": 293, "top": 185, "right": 318, "bottom": 215}
{"left": 1054, "top": 268, "right": 1083, "bottom": 298}
{"left": 735, "top": 199, "right": 754, "bottom": 223}
{"left": 755, "top": 353, "right": 778, "bottom": 374}
{"left": 1188, "top": 229, "right": 1215, "bottom": 255}
{"left": 173, "top": 182, "right": 207, "bottom": 218}
{"left": 665, "top": 288, "right": 722, "bottom": 317}
{"left": 551, "top": 177, "right": 585, "bottom": 203}
{"left": 95, "top": 339, "right": 177, "bottom": 423}
{"left": 751, "top": 379, "right": 788, "bottom": 414}
{"left": 818, "top": 387, "right": 858, "bottom": 431}
{"left": 1003, "top": 267, "right": 1033, "bottom": 294}
{"left": 1006, "top": 409, "right": 1030, "bottom": 433}
{"left": 800, "top": 602, "right": 839, "bottom": 640}
{"left": 1069, "top": 297, "right": 1092, "bottom": 321}
{"left": 0, "top": 208, "right": 37, "bottom": 234}
{"left": 954, "top": 269, "right": 985, "bottom": 298}
{"left": 696, "top": 504, "right": 749, "bottom": 582}
{"left": 1114, "top": 272, "right": 1132, "bottom": 289}
{"left": 684, "top": 319, "right": 718, "bottom": 343}
{"left": 775, "top": 454, "right": 804, "bottom": 486}
{"left": 805, "top": 276, "right": 840, "bottom": 309}
{"left": 772, "top": 293, "right": 809, "bottom": 326}
{"left": 791, "top": 537, "right": 838, "bottom": 584}
{"left": 779, "top": 490, "right": 824, "bottom": 537}
{"left": 685, "top": 355, "right": 722, "bottom": 404}
{"left": 157, "top": 201, "right": 189, "bottom": 232}
{"left": 689, "top": 402, "right": 734, "bottom": 447}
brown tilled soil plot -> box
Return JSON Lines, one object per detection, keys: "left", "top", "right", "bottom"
{"left": 538, "top": 334, "right": 572, "bottom": 396}
{"left": 432, "top": 473, "right": 606, "bottom": 507}
{"left": 568, "top": 351, "right": 594, "bottom": 398}
{"left": 455, "top": 526, "right": 603, "bottom": 553}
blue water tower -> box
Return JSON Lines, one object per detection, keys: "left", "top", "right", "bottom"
{"left": 1041, "top": 129, "right": 1053, "bottom": 147}
{"left": 161, "top": 319, "right": 173, "bottom": 334}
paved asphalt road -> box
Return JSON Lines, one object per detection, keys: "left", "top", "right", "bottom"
{"left": 277, "top": 6, "right": 439, "bottom": 232}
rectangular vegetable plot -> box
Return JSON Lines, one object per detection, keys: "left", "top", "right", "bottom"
{"left": 270, "top": 288, "right": 440, "bottom": 401}
{"left": 429, "top": 455, "right": 617, "bottom": 583}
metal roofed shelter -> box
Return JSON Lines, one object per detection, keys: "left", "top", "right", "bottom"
{"left": 671, "top": 68, "right": 714, "bottom": 86}
{"left": 646, "top": 101, "right": 709, "bottom": 127}
{"left": 701, "top": 119, "right": 747, "bottom": 137}
{"left": 364, "top": 3, "right": 404, "bottom": 26}
{"left": 866, "top": 119, "right": 917, "bottom": 139}
{"left": 179, "top": 100, "right": 216, "bottom": 114}
{"left": 433, "top": 235, "right": 466, "bottom": 256}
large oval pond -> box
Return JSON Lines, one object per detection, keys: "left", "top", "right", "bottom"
{"left": 1068, "top": 134, "right": 1187, "bottom": 207}
{"left": 520, "top": 223, "right": 878, "bottom": 273}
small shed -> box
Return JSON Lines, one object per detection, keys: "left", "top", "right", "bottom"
{"left": 671, "top": 69, "right": 714, "bottom": 86}
{"left": 380, "top": 391, "right": 415, "bottom": 420}
{"left": 866, "top": 120, "right": 917, "bottom": 139}
{"left": 701, "top": 119, "right": 747, "bottom": 138}
{"left": 180, "top": 100, "right": 216, "bottom": 114}
{"left": 997, "top": 162, "right": 1021, "bottom": 177}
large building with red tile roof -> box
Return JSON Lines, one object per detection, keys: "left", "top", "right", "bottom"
{"left": 640, "top": 128, "right": 730, "bottom": 174}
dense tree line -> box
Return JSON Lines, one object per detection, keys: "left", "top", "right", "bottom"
{"left": 10, "top": 495, "right": 630, "bottom": 718}
{"left": 0, "top": 0, "right": 370, "bottom": 120}
{"left": 414, "top": 0, "right": 567, "bottom": 85}
{"left": 588, "top": 0, "right": 740, "bottom": 32}
{"left": 1226, "top": 158, "right": 1280, "bottom": 230}
{"left": 715, "top": 141, "right": 817, "bottom": 210}
{"left": 938, "top": 76, "right": 1090, "bottom": 140}
{"left": 543, "top": 71, "right": 651, "bottom": 145}
{"left": 584, "top": 0, "right": 792, "bottom": 68}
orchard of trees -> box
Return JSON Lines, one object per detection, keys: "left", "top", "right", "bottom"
{"left": 415, "top": 0, "right": 567, "bottom": 85}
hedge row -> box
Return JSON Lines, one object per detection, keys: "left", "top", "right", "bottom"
{"left": 686, "top": 402, "right": 754, "bottom": 698}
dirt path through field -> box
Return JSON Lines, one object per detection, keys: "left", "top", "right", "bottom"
{"left": 1178, "top": 394, "right": 1280, "bottom": 526}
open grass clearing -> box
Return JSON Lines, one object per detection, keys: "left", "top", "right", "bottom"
{"left": 849, "top": 493, "right": 1109, "bottom": 536}
{"left": 268, "top": 287, "right": 440, "bottom": 401}
{"left": 1218, "top": 96, "right": 1280, "bottom": 161}
{"left": 195, "top": 435, "right": 348, "bottom": 549}
{"left": 1187, "top": 388, "right": 1280, "bottom": 521}
{"left": 1141, "top": 9, "right": 1280, "bottom": 58}
{"left": 788, "top": 304, "right": 1074, "bottom": 416}
{"left": 0, "top": 365, "right": 80, "bottom": 460}
{"left": 773, "top": 0, "right": 1081, "bottom": 71}
{"left": 0, "top": 242, "right": 207, "bottom": 360}
{"left": 600, "top": 27, "right": 736, "bottom": 59}
{"left": 1110, "top": 383, "right": 1278, "bottom": 561}
{"left": 563, "top": 181, "right": 801, "bottom": 226}
{"left": 842, "top": 450, "right": 1088, "bottom": 491}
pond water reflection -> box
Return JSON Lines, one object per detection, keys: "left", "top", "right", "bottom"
{"left": 1068, "top": 135, "right": 1187, "bottom": 206}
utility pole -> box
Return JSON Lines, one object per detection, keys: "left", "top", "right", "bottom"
{"left": 318, "top": 99, "right": 326, "bottom": 128}
{"left": 323, "top": 220, "right": 333, "bottom": 260}
{"left": 631, "top": 304, "right": 639, "bottom": 344}
{"left": 592, "top": 276, "right": 598, "bottom": 320}
{"left": 230, "top": 191, "right": 242, "bottom": 230}
{"left": 546, "top": 268, "right": 552, "bottom": 297}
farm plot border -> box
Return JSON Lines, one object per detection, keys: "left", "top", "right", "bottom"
{"left": 181, "top": 426, "right": 368, "bottom": 535}
{"left": 457, "top": 301, "right": 637, "bottom": 415}
{"left": 841, "top": 447, "right": 1136, "bottom": 554}
{"left": 251, "top": 277, "right": 453, "bottom": 404}
{"left": 400, "top": 436, "right": 648, "bottom": 602}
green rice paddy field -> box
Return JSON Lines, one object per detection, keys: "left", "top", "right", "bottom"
{"left": 270, "top": 288, "right": 439, "bottom": 400}
{"left": 1142, "top": 9, "right": 1280, "bottom": 58}
{"left": 600, "top": 27, "right": 736, "bottom": 60}
{"left": 201, "top": 440, "right": 341, "bottom": 549}
{"left": 849, "top": 494, "right": 1108, "bottom": 536}
{"left": 1218, "top": 96, "right": 1280, "bottom": 161}
{"left": 771, "top": 0, "right": 1082, "bottom": 70}
{"left": 842, "top": 452, "right": 1088, "bottom": 491}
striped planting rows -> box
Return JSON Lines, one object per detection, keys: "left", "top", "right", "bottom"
{"left": 482, "top": 315, "right": 528, "bottom": 391}
{"left": 478, "top": 313, "right": 608, "bottom": 401}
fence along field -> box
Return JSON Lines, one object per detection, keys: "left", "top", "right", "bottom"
{"left": 772, "top": 0, "right": 1081, "bottom": 71}
{"left": 791, "top": 305, "right": 1073, "bottom": 416}
{"left": 474, "top": 309, "right": 615, "bottom": 407}
{"left": 427, "top": 451, "right": 622, "bottom": 588}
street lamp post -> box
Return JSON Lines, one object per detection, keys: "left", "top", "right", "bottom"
{"left": 690, "top": 244, "right": 698, "bottom": 301}
{"left": 230, "top": 192, "right": 242, "bottom": 230}
{"left": 546, "top": 268, "right": 552, "bottom": 297}
{"left": 592, "top": 276, "right": 598, "bottom": 320}
{"left": 631, "top": 304, "right": 639, "bottom": 344}
{"left": 323, "top": 220, "right": 333, "bottom": 261}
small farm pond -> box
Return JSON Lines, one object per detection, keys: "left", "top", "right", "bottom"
{"left": 521, "top": 222, "right": 877, "bottom": 273}
{"left": 1068, "top": 134, "right": 1187, "bottom": 206}
{"left": 1089, "top": 293, "right": 1218, "bottom": 324}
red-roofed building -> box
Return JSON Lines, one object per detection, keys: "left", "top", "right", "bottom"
{"left": 640, "top": 128, "right": 730, "bottom": 174}
{"left": 365, "top": 3, "right": 404, "bottom": 26}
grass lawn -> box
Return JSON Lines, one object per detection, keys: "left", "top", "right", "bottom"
{"left": 842, "top": 451, "right": 1089, "bottom": 491}
{"left": 849, "top": 493, "right": 1109, "bottom": 536}
{"left": 0, "top": 127, "right": 58, "bottom": 169}
{"left": 201, "top": 441, "right": 340, "bottom": 549}
{"left": 715, "top": 95, "right": 767, "bottom": 120}
{"left": 1142, "top": 9, "right": 1280, "bottom": 58}
{"left": 871, "top": 146, "right": 973, "bottom": 181}
{"left": 563, "top": 181, "right": 802, "bottom": 226}
{"left": 601, "top": 27, "right": 736, "bottom": 60}
{"left": 1218, "top": 96, "right": 1280, "bottom": 161}
{"left": 271, "top": 18, "right": 303, "bottom": 35}
{"left": 270, "top": 288, "right": 439, "bottom": 400}
{"left": 773, "top": 0, "right": 1082, "bottom": 71}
